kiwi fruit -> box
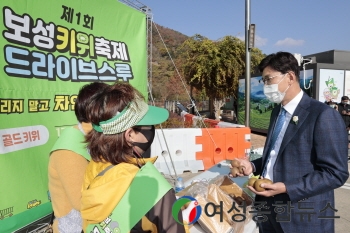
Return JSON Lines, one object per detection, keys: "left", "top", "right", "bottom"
{"left": 238, "top": 166, "right": 245, "bottom": 173}
{"left": 254, "top": 178, "right": 273, "bottom": 192}
{"left": 231, "top": 159, "right": 240, "bottom": 168}
{"left": 230, "top": 167, "right": 240, "bottom": 177}
{"left": 248, "top": 177, "right": 257, "bottom": 186}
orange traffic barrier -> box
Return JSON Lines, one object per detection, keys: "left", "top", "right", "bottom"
{"left": 203, "top": 118, "right": 220, "bottom": 128}
{"left": 183, "top": 113, "right": 194, "bottom": 127}
{"left": 183, "top": 113, "right": 220, "bottom": 128}
{"left": 196, "top": 127, "right": 251, "bottom": 170}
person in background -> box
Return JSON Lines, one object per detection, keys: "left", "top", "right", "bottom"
{"left": 80, "top": 82, "right": 188, "bottom": 233}
{"left": 230, "top": 52, "right": 349, "bottom": 233}
{"left": 337, "top": 96, "right": 350, "bottom": 148}
{"left": 337, "top": 95, "right": 350, "bottom": 127}
{"left": 325, "top": 100, "right": 338, "bottom": 110}
{"left": 48, "top": 82, "right": 109, "bottom": 233}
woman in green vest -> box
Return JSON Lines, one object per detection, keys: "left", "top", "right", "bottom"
{"left": 81, "top": 82, "right": 188, "bottom": 233}
{"left": 49, "top": 82, "right": 109, "bottom": 233}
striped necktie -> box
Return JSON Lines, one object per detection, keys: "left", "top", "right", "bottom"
{"left": 262, "top": 107, "right": 287, "bottom": 177}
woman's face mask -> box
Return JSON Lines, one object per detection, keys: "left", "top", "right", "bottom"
{"left": 263, "top": 74, "right": 290, "bottom": 103}
{"left": 131, "top": 125, "right": 155, "bottom": 155}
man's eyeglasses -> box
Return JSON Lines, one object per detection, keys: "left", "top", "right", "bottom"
{"left": 260, "top": 73, "right": 287, "bottom": 85}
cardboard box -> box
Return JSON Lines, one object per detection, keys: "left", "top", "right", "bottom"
{"left": 218, "top": 176, "right": 253, "bottom": 206}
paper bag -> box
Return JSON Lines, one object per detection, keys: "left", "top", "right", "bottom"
{"left": 195, "top": 194, "right": 233, "bottom": 233}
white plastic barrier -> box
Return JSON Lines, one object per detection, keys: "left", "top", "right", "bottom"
{"left": 151, "top": 128, "right": 204, "bottom": 175}
{"left": 217, "top": 121, "right": 246, "bottom": 128}
{"left": 252, "top": 147, "right": 264, "bottom": 155}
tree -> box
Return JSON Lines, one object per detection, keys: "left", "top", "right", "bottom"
{"left": 179, "top": 34, "right": 264, "bottom": 118}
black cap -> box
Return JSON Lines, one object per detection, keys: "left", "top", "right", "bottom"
{"left": 341, "top": 96, "right": 349, "bottom": 101}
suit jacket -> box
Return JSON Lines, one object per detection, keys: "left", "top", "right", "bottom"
{"left": 252, "top": 93, "right": 349, "bottom": 233}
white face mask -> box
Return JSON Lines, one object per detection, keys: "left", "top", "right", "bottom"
{"left": 263, "top": 75, "right": 290, "bottom": 103}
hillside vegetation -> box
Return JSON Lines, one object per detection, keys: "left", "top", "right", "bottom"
{"left": 150, "top": 23, "right": 190, "bottom": 102}
{"left": 149, "top": 23, "right": 265, "bottom": 112}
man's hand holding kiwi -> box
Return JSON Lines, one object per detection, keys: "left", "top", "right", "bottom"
{"left": 229, "top": 158, "right": 288, "bottom": 197}
{"left": 229, "top": 158, "right": 254, "bottom": 177}
{"left": 247, "top": 177, "right": 287, "bottom": 197}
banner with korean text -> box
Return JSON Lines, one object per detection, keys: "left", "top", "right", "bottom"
{"left": 0, "top": 0, "right": 147, "bottom": 231}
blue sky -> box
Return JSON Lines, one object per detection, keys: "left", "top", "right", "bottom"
{"left": 139, "top": 0, "right": 350, "bottom": 56}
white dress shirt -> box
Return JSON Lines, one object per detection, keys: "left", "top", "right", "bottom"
{"left": 265, "top": 90, "right": 303, "bottom": 181}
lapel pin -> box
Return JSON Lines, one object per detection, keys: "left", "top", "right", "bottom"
{"left": 292, "top": 116, "right": 299, "bottom": 125}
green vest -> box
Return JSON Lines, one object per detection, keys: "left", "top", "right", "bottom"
{"left": 50, "top": 127, "right": 90, "bottom": 160}
{"left": 86, "top": 162, "right": 172, "bottom": 233}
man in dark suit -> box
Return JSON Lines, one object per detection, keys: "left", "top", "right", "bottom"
{"left": 231, "top": 52, "right": 349, "bottom": 233}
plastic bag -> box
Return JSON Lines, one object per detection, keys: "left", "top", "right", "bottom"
{"left": 195, "top": 194, "right": 233, "bottom": 233}
{"left": 176, "top": 175, "right": 257, "bottom": 233}
{"left": 208, "top": 175, "right": 256, "bottom": 233}
{"left": 176, "top": 180, "right": 209, "bottom": 199}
